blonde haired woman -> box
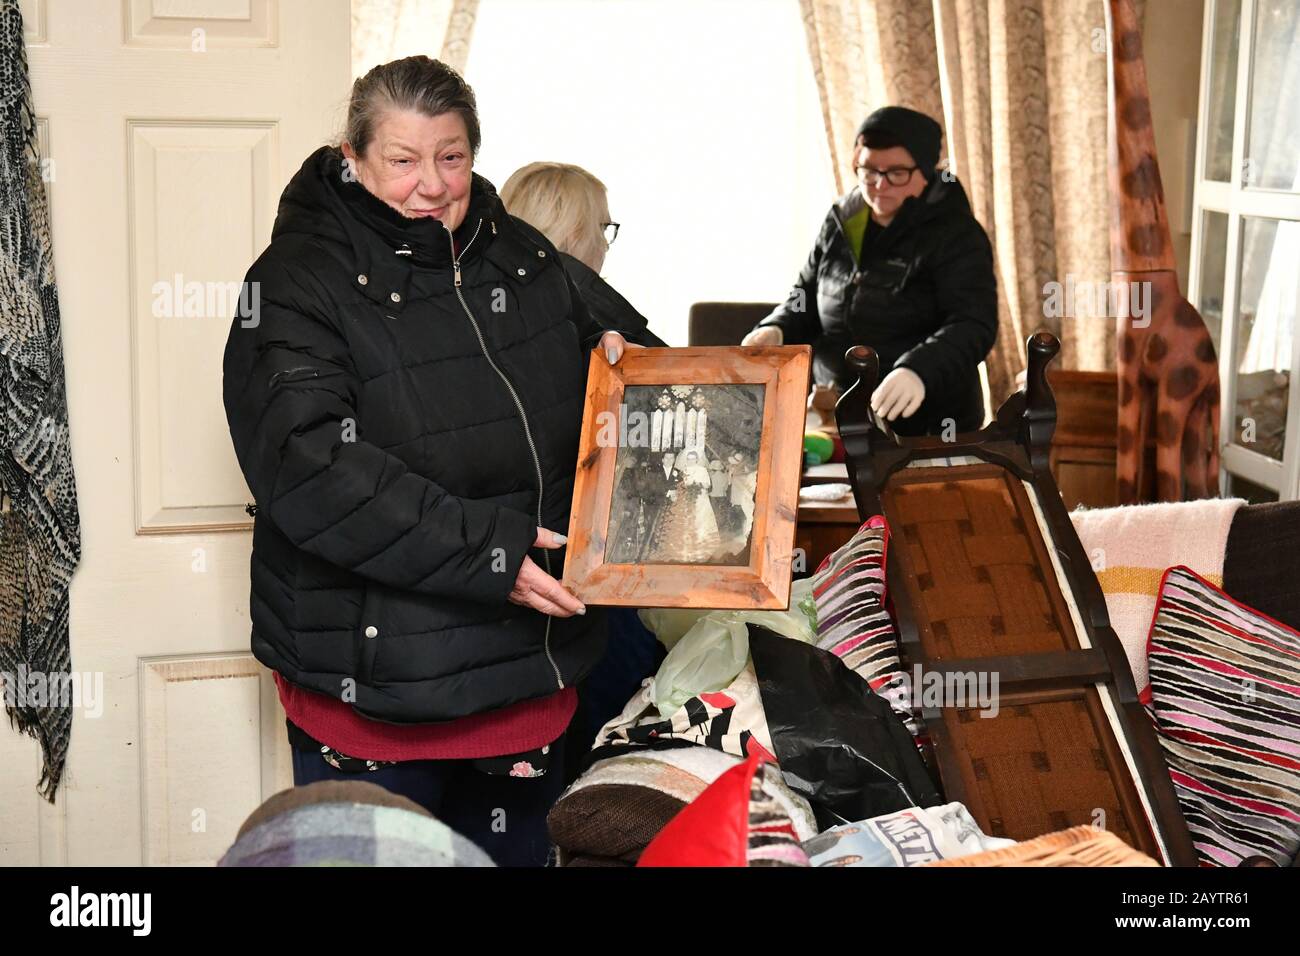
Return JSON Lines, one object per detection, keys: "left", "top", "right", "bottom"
{"left": 501, "top": 162, "right": 665, "bottom": 347}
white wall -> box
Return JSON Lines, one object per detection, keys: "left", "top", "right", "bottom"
{"left": 464, "top": 0, "right": 836, "bottom": 345}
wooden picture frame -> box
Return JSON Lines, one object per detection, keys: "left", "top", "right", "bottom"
{"left": 563, "top": 345, "right": 811, "bottom": 609}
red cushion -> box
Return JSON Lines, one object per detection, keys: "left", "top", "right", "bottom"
{"left": 637, "top": 754, "right": 760, "bottom": 867}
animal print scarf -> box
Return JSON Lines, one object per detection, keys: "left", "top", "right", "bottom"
{"left": 0, "top": 1, "right": 82, "bottom": 801}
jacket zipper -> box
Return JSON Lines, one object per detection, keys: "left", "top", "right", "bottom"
{"left": 444, "top": 218, "right": 565, "bottom": 690}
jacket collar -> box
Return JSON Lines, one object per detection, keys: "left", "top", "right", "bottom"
{"left": 274, "top": 147, "right": 554, "bottom": 313}
{"left": 305, "top": 148, "right": 504, "bottom": 313}
{"left": 833, "top": 186, "right": 869, "bottom": 224}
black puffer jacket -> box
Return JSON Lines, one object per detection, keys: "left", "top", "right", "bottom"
{"left": 223, "top": 146, "right": 606, "bottom": 724}
{"left": 757, "top": 175, "right": 997, "bottom": 435}
{"left": 559, "top": 253, "right": 667, "bottom": 348}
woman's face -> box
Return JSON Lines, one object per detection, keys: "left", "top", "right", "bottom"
{"left": 343, "top": 109, "right": 473, "bottom": 232}
{"left": 855, "top": 143, "right": 927, "bottom": 223}
{"left": 587, "top": 194, "right": 611, "bottom": 274}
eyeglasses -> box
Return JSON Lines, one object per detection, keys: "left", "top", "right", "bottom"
{"left": 854, "top": 165, "right": 918, "bottom": 187}
{"left": 602, "top": 221, "right": 620, "bottom": 245}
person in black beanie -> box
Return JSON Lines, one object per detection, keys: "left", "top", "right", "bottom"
{"left": 744, "top": 106, "right": 998, "bottom": 437}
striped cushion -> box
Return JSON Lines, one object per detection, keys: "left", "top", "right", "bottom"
{"left": 1143, "top": 566, "right": 1300, "bottom": 866}
{"left": 746, "top": 761, "right": 813, "bottom": 867}
{"left": 811, "top": 515, "right": 919, "bottom": 735}
{"left": 548, "top": 747, "right": 744, "bottom": 863}
{"left": 638, "top": 755, "right": 814, "bottom": 867}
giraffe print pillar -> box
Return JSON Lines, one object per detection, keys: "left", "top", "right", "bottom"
{"left": 1106, "top": 0, "right": 1221, "bottom": 502}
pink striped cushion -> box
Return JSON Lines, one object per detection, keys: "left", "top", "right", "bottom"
{"left": 811, "top": 516, "right": 919, "bottom": 736}
{"left": 1143, "top": 566, "right": 1300, "bottom": 866}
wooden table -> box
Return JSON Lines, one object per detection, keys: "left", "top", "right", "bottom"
{"left": 795, "top": 463, "right": 860, "bottom": 575}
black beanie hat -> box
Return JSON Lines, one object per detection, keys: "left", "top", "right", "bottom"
{"left": 855, "top": 106, "right": 942, "bottom": 181}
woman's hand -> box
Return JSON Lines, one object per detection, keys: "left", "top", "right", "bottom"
{"left": 508, "top": 527, "right": 586, "bottom": 617}
{"left": 600, "top": 330, "right": 644, "bottom": 364}
{"left": 741, "top": 326, "right": 783, "bottom": 347}
{"left": 872, "top": 367, "right": 926, "bottom": 421}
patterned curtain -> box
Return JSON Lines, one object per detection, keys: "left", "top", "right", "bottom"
{"left": 351, "top": 0, "right": 479, "bottom": 79}
{"left": 801, "top": 0, "right": 1123, "bottom": 402}
{"left": 937, "top": 0, "right": 1119, "bottom": 396}
{"left": 439, "top": 0, "right": 479, "bottom": 73}
{"left": 799, "top": 0, "right": 945, "bottom": 196}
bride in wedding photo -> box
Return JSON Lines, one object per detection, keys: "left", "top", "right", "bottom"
{"left": 648, "top": 447, "right": 721, "bottom": 564}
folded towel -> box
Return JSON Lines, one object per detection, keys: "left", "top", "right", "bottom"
{"left": 1069, "top": 498, "right": 1243, "bottom": 691}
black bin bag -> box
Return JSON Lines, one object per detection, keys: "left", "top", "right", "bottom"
{"left": 748, "top": 624, "right": 942, "bottom": 826}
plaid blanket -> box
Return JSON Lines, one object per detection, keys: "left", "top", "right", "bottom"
{"left": 218, "top": 780, "right": 494, "bottom": 867}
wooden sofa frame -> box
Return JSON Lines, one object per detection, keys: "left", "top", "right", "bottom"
{"left": 834, "top": 331, "right": 1196, "bottom": 866}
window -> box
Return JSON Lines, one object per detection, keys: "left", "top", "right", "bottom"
{"left": 463, "top": 0, "right": 835, "bottom": 345}
{"left": 1189, "top": 0, "right": 1300, "bottom": 500}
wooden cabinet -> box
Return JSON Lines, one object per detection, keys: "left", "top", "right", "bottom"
{"left": 1048, "top": 369, "right": 1121, "bottom": 509}
{"left": 1047, "top": 369, "right": 1156, "bottom": 510}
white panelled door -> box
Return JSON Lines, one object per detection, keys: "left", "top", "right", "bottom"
{"left": 1, "top": 0, "right": 350, "bottom": 866}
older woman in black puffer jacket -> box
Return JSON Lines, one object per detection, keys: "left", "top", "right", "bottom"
{"left": 223, "top": 57, "right": 632, "bottom": 866}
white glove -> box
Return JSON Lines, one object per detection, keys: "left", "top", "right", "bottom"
{"left": 871, "top": 367, "right": 926, "bottom": 421}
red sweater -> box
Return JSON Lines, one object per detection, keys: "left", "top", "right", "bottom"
{"left": 275, "top": 672, "right": 576, "bottom": 762}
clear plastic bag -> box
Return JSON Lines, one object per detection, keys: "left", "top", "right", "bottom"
{"left": 651, "top": 615, "right": 751, "bottom": 717}
{"left": 647, "top": 579, "right": 820, "bottom": 717}
{"left": 636, "top": 607, "right": 709, "bottom": 651}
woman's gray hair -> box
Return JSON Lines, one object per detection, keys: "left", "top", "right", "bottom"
{"left": 343, "top": 56, "right": 481, "bottom": 159}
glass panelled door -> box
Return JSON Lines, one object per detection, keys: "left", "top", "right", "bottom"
{"left": 1189, "top": 0, "right": 1300, "bottom": 502}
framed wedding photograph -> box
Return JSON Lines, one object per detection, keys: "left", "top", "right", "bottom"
{"left": 563, "top": 345, "right": 812, "bottom": 609}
